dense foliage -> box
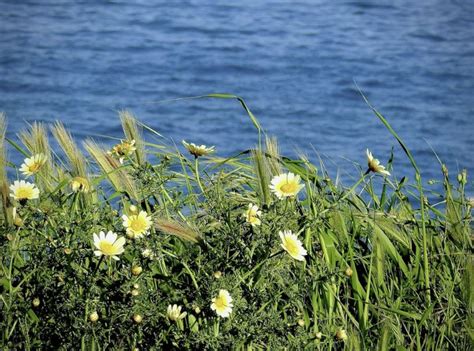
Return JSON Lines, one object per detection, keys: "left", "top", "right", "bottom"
{"left": 0, "top": 98, "right": 472, "bottom": 350}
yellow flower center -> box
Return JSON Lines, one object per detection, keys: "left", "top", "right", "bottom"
{"left": 71, "top": 177, "right": 89, "bottom": 192}
{"left": 117, "top": 145, "right": 126, "bottom": 155}
{"left": 99, "top": 241, "right": 116, "bottom": 256}
{"left": 115, "top": 142, "right": 134, "bottom": 156}
{"left": 28, "top": 163, "right": 41, "bottom": 173}
{"left": 214, "top": 296, "right": 227, "bottom": 310}
{"left": 130, "top": 217, "right": 146, "bottom": 232}
{"left": 284, "top": 238, "right": 299, "bottom": 256}
{"left": 17, "top": 188, "right": 33, "bottom": 199}
{"left": 280, "top": 182, "right": 297, "bottom": 194}
{"left": 368, "top": 160, "right": 378, "bottom": 172}
{"left": 246, "top": 211, "right": 254, "bottom": 220}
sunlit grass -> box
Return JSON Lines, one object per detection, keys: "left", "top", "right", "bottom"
{"left": 0, "top": 96, "right": 472, "bottom": 350}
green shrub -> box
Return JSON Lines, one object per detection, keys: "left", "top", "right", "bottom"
{"left": 0, "top": 98, "right": 472, "bottom": 350}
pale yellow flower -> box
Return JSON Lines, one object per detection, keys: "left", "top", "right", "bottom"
{"left": 244, "top": 203, "right": 262, "bottom": 226}
{"left": 211, "top": 289, "right": 233, "bottom": 318}
{"left": 19, "top": 153, "right": 47, "bottom": 177}
{"left": 279, "top": 230, "right": 307, "bottom": 261}
{"left": 93, "top": 231, "right": 126, "bottom": 260}
{"left": 182, "top": 140, "right": 215, "bottom": 158}
{"left": 269, "top": 173, "right": 304, "bottom": 199}
{"left": 366, "top": 149, "right": 390, "bottom": 176}
{"left": 108, "top": 139, "right": 136, "bottom": 164}
{"left": 70, "top": 176, "right": 90, "bottom": 193}
{"left": 122, "top": 211, "right": 152, "bottom": 239}
{"left": 167, "top": 304, "right": 187, "bottom": 322}
{"left": 9, "top": 180, "right": 40, "bottom": 201}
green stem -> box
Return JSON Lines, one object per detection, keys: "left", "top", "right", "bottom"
{"left": 362, "top": 249, "right": 374, "bottom": 330}
{"left": 92, "top": 255, "right": 104, "bottom": 276}
{"left": 5, "top": 231, "right": 18, "bottom": 345}
{"left": 108, "top": 258, "right": 112, "bottom": 278}
{"left": 194, "top": 157, "right": 205, "bottom": 193}
{"left": 416, "top": 173, "right": 430, "bottom": 303}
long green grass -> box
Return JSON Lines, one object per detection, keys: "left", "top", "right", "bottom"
{"left": 0, "top": 97, "right": 472, "bottom": 350}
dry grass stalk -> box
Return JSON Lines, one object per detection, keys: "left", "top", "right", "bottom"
{"left": 19, "top": 122, "right": 55, "bottom": 191}
{"left": 155, "top": 218, "right": 202, "bottom": 243}
{"left": 265, "top": 136, "right": 282, "bottom": 175}
{"left": 120, "top": 110, "right": 146, "bottom": 165}
{"left": 0, "top": 113, "right": 11, "bottom": 225}
{"left": 84, "top": 140, "right": 139, "bottom": 200}
{"left": 51, "top": 122, "right": 88, "bottom": 177}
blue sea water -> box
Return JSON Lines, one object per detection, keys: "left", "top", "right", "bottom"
{"left": 0, "top": 0, "right": 473, "bottom": 191}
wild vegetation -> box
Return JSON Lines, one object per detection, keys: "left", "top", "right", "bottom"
{"left": 0, "top": 95, "right": 472, "bottom": 350}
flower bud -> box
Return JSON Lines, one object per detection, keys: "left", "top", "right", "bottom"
{"left": 133, "top": 314, "right": 143, "bottom": 323}
{"left": 213, "top": 271, "right": 222, "bottom": 279}
{"left": 298, "top": 319, "right": 305, "bottom": 327}
{"left": 131, "top": 289, "right": 139, "bottom": 297}
{"left": 468, "top": 197, "right": 474, "bottom": 208}
{"left": 131, "top": 266, "right": 143, "bottom": 276}
{"left": 442, "top": 164, "right": 448, "bottom": 177}
{"left": 133, "top": 283, "right": 140, "bottom": 289}
{"left": 336, "top": 329, "right": 348, "bottom": 341}
{"left": 32, "top": 298, "right": 40, "bottom": 307}
{"left": 14, "top": 216, "right": 23, "bottom": 227}
{"left": 167, "top": 304, "right": 187, "bottom": 321}
{"left": 423, "top": 196, "right": 429, "bottom": 206}
{"left": 129, "top": 205, "right": 138, "bottom": 213}
{"left": 315, "top": 332, "right": 322, "bottom": 340}
{"left": 458, "top": 170, "right": 467, "bottom": 185}
{"left": 141, "top": 249, "right": 154, "bottom": 259}
{"left": 89, "top": 311, "right": 99, "bottom": 322}
{"left": 345, "top": 267, "right": 353, "bottom": 277}
{"left": 64, "top": 248, "right": 72, "bottom": 255}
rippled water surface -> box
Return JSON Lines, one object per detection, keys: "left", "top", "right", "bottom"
{"left": 1, "top": 0, "right": 473, "bottom": 188}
